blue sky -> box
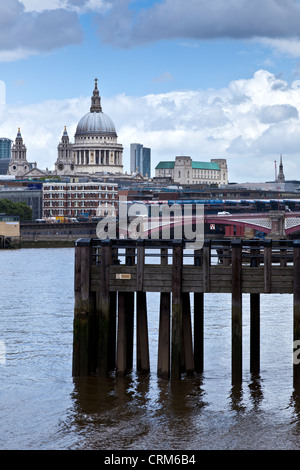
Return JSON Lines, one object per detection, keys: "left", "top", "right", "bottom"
{"left": 2, "top": 0, "right": 300, "bottom": 181}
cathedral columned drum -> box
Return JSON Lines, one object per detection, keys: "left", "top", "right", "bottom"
{"left": 55, "top": 78, "right": 123, "bottom": 176}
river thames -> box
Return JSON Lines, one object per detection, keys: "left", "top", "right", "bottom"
{"left": 1, "top": 247, "right": 300, "bottom": 450}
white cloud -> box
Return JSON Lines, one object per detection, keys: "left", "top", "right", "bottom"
{"left": 0, "top": 48, "right": 40, "bottom": 63}
{"left": 1, "top": 69, "right": 300, "bottom": 182}
{"left": 12, "top": 0, "right": 300, "bottom": 61}
{"left": 21, "top": 0, "right": 110, "bottom": 13}
{"left": 20, "top": 0, "right": 64, "bottom": 11}
{"left": 259, "top": 37, "right": 300, "bottom": 58}
{"left": 0, "top": 0, "right": 83, "bottom": 61}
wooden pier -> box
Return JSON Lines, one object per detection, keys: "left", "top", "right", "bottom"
{"left": 72, "top": 238, "right": 300, "bottom": 385}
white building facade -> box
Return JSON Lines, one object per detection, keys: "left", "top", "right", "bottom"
{"left": 155, "top": 156, "right": 228, "bottom": 186}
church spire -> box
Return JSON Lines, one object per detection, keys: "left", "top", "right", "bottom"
{"left": 90, "top": 77, "right": 102, "bottom": 113}
{"left": 278, "top": 154, "right": 285, "bottom": 183}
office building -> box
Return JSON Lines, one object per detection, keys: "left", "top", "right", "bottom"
{"left": 130, "top": 143, "right": 151, "bottom": 177}
{"left": 0, "top": 138, "right": 12, "bottom": 175}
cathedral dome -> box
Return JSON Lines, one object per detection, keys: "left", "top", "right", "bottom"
{"left": 75, "top": 78, "right": 117, "bottom": 137}
{"left": 75, "top": 111, "right": 116, "bottom": 136}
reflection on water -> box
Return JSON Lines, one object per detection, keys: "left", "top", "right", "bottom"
{"left": 1, "top": 248, "right": 300, "bottom": 449}
{"left": 68, "top": 373, "right": 208, "bottom": 450}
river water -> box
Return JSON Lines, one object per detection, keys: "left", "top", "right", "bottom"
{"left": 1, "top": 247, "right": 300, "bottom": 451}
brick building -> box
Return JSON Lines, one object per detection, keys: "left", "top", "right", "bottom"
{"left": 43, "top": 181, "right": 118, "bottom": 218}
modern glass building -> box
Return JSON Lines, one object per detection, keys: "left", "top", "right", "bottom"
{"left": 0, "top": 138, "right": 12, "bottom": 175}
{"left": 130, "top": 143, "right": 151, "bottom": 177}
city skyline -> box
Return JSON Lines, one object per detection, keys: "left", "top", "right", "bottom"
{"left": 1, "top": 1, "right": 300, "bottom": 181}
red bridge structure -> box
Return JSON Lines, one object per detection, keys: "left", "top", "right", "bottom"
{"left": 121, "top": 210, "right": 300, "bottom": 240}
{"left": 205, "top": 210, "right": 300, "bottom": 238}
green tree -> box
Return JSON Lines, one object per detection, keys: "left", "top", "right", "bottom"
{"left": 0, "top": 199, "right": 32, "bottom": 221}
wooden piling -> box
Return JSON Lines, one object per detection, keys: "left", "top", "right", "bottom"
{"left": 250, "top": 293, "right": 260, "bottom": 375}
{"left": 171, "top": 240, "right": 183, "bottom": 379}
{"left": 158, "top": 248, "right": 171, "bottom": 378}
{"left": 182, "top": 292, "right": 194, "bottom": 374}
{"left": 203, "top": 240, "right": 210, "bottom": 292}
{"left": 293, "top": 240, "right": 300, "bottom": 387}
{"left": 231, "top": 239, "right": 242, "bottom": 385}
{"left": 136, "top": 240, "right": 150, "bottom": 373}
{"left": 73, "top": 237, "right": 300, "bottom": 383}
{"left": 116, "top": 290, "right": 135, "bottom": 376}
{"left": 136, "top": 292, "right": 150, "bottom": 373}
{"left": 264, "top": 239, "right": 272, "bottom": 293}
{"left": 194, "top": 249, "right": 204, "bottom": 373}
{"left": 116, "top": 291, "right": 127, "bottom": 376}
{"left": 95, "top": 240, "right": 116, "bottom": 375}
{"left": 250, "top": 241, "right": 260, "bottom": 375}
{"left": 72, "top": 239, "right": 95, "bottom": 376}
{"left": 116, "top": 246, "right": 135, "bottom": 376}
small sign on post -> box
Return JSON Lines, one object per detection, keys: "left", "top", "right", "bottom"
{"left": 116, "top": 273, "right": 131, "bottom": 280}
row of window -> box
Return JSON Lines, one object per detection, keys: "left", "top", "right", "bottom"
{"left": 43, "top": 185, "right": 116, "bottom": 191}
{"left": 158, "top": 170, "right": 221, "bottom": 178}
{"left": 44, "top": 201, "right": 117, "bottom": 207}
{"left": 44, "top": 193, "right": 115, "bottom": 199}
{"left": 77, "top": 136, "right": 116, "bottom": 141}
{"left": 44, "top": 210, "right": 95, "bottom": 216}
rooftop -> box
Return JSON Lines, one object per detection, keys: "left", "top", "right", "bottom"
{"left": 155, "top": 160, "right": 220, "bottom": 170}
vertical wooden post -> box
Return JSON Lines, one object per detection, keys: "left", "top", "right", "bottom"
{"left": 203, "top": 240, "right": 210, "bottom": 292}
{"left": 264, "top": 239, "right": 272, "bottom": 293}
{"left": 117, "top": 290, "right": 135, "bottom": 376}
{"left": 72, "top": 239, "right": 95, "bottom": 376}
{"left": 182, "top": 292, "right": 194, "bottom": 374}
{"left": 293, "top": 240, "right": 300, "bottom": 387}
{"left": 95, "top": 239, "right": 116, "bottom": 375}
{"left": 250, "top": 293, "right": 260, "bottom": 375}
{"left": 171, "top": 240, "right": 183, "bottom": 379}
{"left": 223, "top": 242, "right": 231, "bottom": 266}
{"left": 116, "top": 291, "right": 127, "bottom": 376}
{"left": 136, "top": 240, "right": 150, "bottom": 373}
{"left": 231, "top": 239, "right": 243, "bottom": 385}
{"left": 280, "top": 240, "right": 287, "bottom": 268}
{"left": 108, "top": 291, "right": 117, "bottom": 371}
{"left": 194, "top": 249, "right": 204, "bottom": 373}
{"left": 158, "top": 247, "right": 170, "bottom": 378}
{"left": 250, "top": 241, "right": 260, "bottom": 375}
{"left": 136, "top": 292, "right": 150, "bottom": 373}
{"left": 116, "top": 245, "right": 135, "bottom": 376}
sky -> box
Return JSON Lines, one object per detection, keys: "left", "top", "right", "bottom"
{"left": 2, "top": 1, "right": 300, "bottom": 182}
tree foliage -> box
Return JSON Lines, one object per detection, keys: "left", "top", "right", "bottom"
{"left": 0, "top": 199, "right": 32, "bottom": 221}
